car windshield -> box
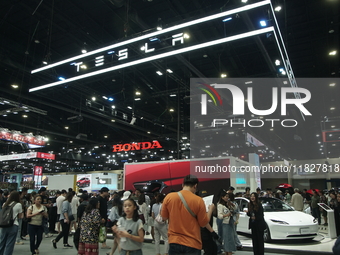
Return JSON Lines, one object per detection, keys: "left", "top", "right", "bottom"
{"left": 260, "top": 198, "right": 294, "bottom": 212}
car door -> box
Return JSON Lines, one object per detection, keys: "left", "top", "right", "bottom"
{"left": 236, "top": 198, "right": 250, "bottom": 233}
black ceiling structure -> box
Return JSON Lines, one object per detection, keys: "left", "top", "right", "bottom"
{"left": 0, "top": 0, "right": 339, "bottom": 174}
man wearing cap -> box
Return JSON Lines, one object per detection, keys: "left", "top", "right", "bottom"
{"left": 99, "top": 187, "right": 110, "bottom": 249}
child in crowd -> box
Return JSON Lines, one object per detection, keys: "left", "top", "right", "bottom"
{"left": 113, "top": 198, "right": 144, "bottom": 255}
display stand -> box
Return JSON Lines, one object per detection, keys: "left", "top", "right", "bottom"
{"left": 318, "top": 203, "right": 337, "bottom": 239}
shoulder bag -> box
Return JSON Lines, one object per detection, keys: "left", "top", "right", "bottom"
{"left": 177, "top": 192, "right": 196, "bottom": 218}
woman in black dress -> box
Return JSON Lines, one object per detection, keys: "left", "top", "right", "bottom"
{"left": 247, "top": 192, "right": 266, "bottom": 255}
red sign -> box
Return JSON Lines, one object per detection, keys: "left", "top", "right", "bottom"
{"left": 33, "top": 166, "right": 43, "bottom": 188}
{"left": 113, "top": 141, "right": 162, "bottom": 152}
{"left": 36, "top": 152, "right": 55, "bottom": 160}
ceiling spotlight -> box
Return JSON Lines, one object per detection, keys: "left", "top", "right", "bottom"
{"left": 34, "top": 39, "right": 40, "bottom": 43}
{"left": 183, "top": 33, "right": 190, "bottom": 39}
{"left": 169, "top": 94, "right": 176, "bottom": 97}
{"left": 329, "top": 83, "right": 336, "bottom": 86}
{"left": 330, "top": 107, "right": 335, "bottom": 110}
{"left": 166, "top": 69, "right": 173, "bottom": 73}
{"left": 275, "top": 59, "right": 280, "bottom": 65}
{"left": 11, "top": 84, "right": 19, "bottom": 89}
{"left": 221, "top": 73, "right": 227, "bottom": 78}
{"left": 58, "top": 77, "right": 66, "bottom": 81}
{"left": 102, "top": 96, "right": 108, "bottom": 99}
{"left": 156, "top": 71, "right": 163, "bottom": 76}
{"left": 135, "top": 91, "right": 141, "bottom": 95}
{"left": 127, "top": 106, "right": 132, "bottom": 109}
{"left": 147, "top": 131, "right": 151, "bottom": 134}
{"left": 65, "top": 126, "right": 69, "bottom": 130}
{"left": 81, "top": 49, "right": 87, "bottom": 54}
{"left": 156, "top": 18, "right": 162, "bottom": 31}
{"left": 111, "top": 105, "right": 116, "bottom": 109}
{"left": 241, "top": 0, "right": 248, "bottom": 3}
{"left": 222, "top": 17, "right": 232, "bottom": 22}
{"left": 169, "top": 108, "right": 174, "bottom": 112}
{"left": 329, "top": 50, "right": 337, "bottom": 55}
{"left": 260, "top": 20, "right": 267, "bottom": 27}
{"left": 135, "top": 98, "right": 141, "bottom": 101}
{"left": 80, "top": 64, "right": 87, "bottom": 69}
{"left": 22, "top": 115, "right": 28, "bottom": 118}
{"left": 274, "top": 6, "right": 282, "bottom": 12}
{"left": 42, "top": 61, "right": 48, "bottom": 65}
{"left": 108, "top": 97, "right": 114, "bottom": 101}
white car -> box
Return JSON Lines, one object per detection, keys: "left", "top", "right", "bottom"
{"left": 234, "top": 197, "right": 319, "bottom": 242}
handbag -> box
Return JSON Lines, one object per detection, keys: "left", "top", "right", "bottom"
{"left": 139, "top": 214, "right": 146, "bottom": 224}
{"left": 155, "top": 205, "right": 165, "bottom": 224}
{"left": 26, "top": 205, "right": 34, "bottom": 223}
{"left": 99, "top": 226, "right": 107, "bottom": 243}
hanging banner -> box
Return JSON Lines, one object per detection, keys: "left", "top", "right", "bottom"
{"left": 33, "top": 166, "right": 43, "bottom": 189}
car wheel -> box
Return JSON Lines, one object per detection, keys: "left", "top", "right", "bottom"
{"left": 263, "top": 224, "right": 271, "bottom": 243}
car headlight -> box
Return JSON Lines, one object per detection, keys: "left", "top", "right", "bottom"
{"left": 270, "top": 219, "right": 289, "bottom": 225}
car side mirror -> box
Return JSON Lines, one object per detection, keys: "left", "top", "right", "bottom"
{"left": 243, "top": 208, "right": 248, "bottom": 212}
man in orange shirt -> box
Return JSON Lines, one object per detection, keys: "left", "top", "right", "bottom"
{"left": 161, "top": 175, "right": 218, "bottom": 255}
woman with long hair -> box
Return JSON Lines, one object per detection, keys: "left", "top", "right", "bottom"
{"left": 217, "top": 191, "right": 237, "bottom": 255}
{"left": 152, "top": 193, "right": 168, "bottom": 255}
{"left": 0, "top": 191, "right": 23, "bottom": 255}
{"left": 78, "top": 198, "right": 101, "bottom": 255}
{"left": 247, "top": 192, "right": 265, "bottom": 255}
{"left": 27, "top": 195, "right": 48, "bottom": 255}
{"left": 52, "top": 191, "right": 74, "bottom": 249}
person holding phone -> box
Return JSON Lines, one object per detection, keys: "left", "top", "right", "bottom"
{"left": 27, "top": 195, "right": 48, "bottom": 255}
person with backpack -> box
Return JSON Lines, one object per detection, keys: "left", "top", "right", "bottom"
{"left": 0, "top": 191, "right": 23, "bottom": 255}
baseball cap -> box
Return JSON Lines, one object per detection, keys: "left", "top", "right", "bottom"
{"left": 100, "top": 187, "right": 109, "bottom": 193}
{"left": 121, "top": 191, "right": 131, "bottom": 200}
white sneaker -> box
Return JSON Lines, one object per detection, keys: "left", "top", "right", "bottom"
{"left": 15, "top": 241, "right": 24, "bottom": 245}
{"left": 45, "top": 233, "right": 53, "bottom": 238}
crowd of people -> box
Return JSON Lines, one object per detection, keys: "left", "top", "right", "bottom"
{"left": 1, "top": 179, "right": 340, "bottom": 255}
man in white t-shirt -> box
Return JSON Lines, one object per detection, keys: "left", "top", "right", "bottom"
{"left": 70, "top": 191, "right": 79, "bottom": 233}
{"left": 56, "top": 189, "right": 66, "bottom": 233}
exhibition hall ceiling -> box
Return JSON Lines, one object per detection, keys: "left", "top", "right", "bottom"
{"left": 0, "top": 0, "right": 339, "bottom": 172}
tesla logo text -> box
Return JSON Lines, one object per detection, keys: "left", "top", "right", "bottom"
{"left": 112, "top": 141, "right": 162, "bottom": 152}
{"left": 201, "top": 84, "right": 312, "bottom": 116}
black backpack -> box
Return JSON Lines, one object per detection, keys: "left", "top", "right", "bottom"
{"left": 0, "top": 202, "right": 17, "bottom": 228}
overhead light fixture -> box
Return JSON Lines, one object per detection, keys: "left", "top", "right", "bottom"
{"left": 166, "top": 69, "right": 173, "bottom": 73}
{"left": 58, "top": 77, "right": 66, "bottom": 81}
{"left": 329, "top": 50, "right": 337, "bottom": 55}
{"left": 102, "top": 96, "right": 108, "bottom": 99}
{"left": 108, "top": 97, "right": 114, "bottom": 101}
{"left": 30, "top": 27, "right": 274, "bottom": 92}
{"left": 65, "top": 126, "right": 69, "bottom": 129}
{"left": 221, "top": 73, "right": 227, "bottom": 78}
{"left": 111, "top": 105, "right": 115, "bottom": 109}
{"left": 42, "top": 61, "right": 48, "bottom": 65}
{"left": 329, "top": 83, "right": 336, "bottom": 86}
{"left": 183, "top": 33, "right": 190, "bottom": 39}
{"left": 274, "top": 6, "right": 282, "bottom": 12}
{"left": 135, "top": 98, "right": 141, "bottom": 101}
{"left": 147, "top": 131, "right": 151, "bottom": 134}
{"left": 330, "top": 107, "right": 335, "bottom": 110}
{"left": 107, "top": 51, "right": 115, "bottom": 54}
{"left": 127, "top": 106, "right": 132, "bottom": 109}
{"left": 81, "top": 49, "right": 87, "bottom": 54}
{"left": 260, "top": 20, "right": 267, "bottom": 27}
{"left": 169, "top": 108, "right": 174, "bottom": 112}
{"left": 169, "top": 94, "right": 176, "bottom": 97}
{"left": 91, "top": 97, "right": 96, "bottom": 101}
{"left": 31, "top": 0, "right": 271, "bottom": 75}
{"left": 222, "top": 17, "right": 232, "bottom": 22}
{"left": 156, "top": 71, "right": 163, "bottom": 76}
{"left": 22, "top": 115, "right": 28, "bottom": 118}
{"left": 149, "top": 37, "right": 159, "bottom": 42}
{"left": 241, "top": 0, "right": 248, "bottom": 3}
{"left": 80, "top": 64, "right": 87, "bottom": 69}
{"left": 11, "top": 84, "right": 19, "bottom": 89}
{"left": 275, "top": 59, "right": 280, "bottom": 65}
